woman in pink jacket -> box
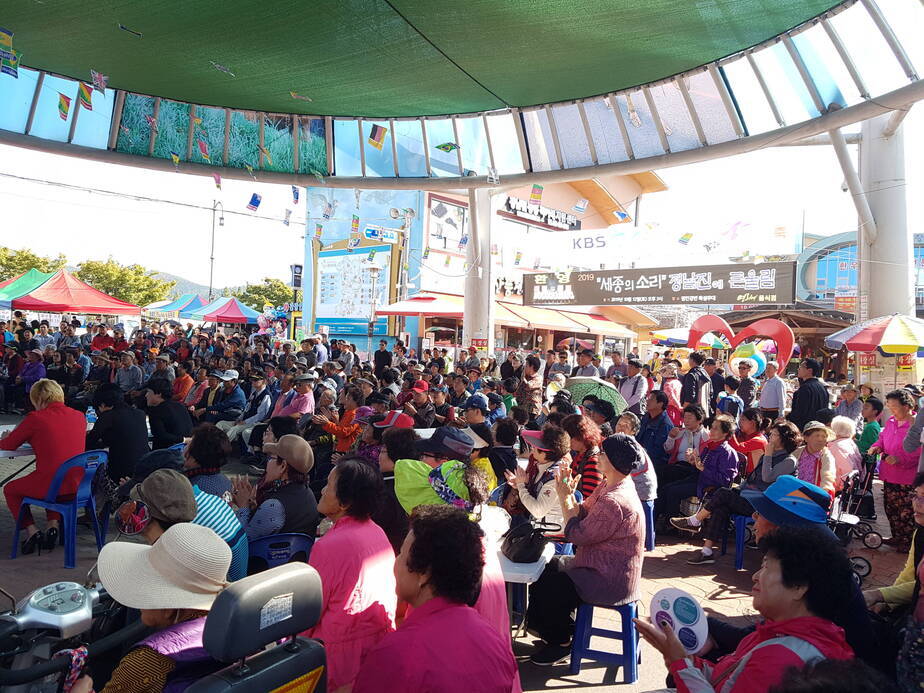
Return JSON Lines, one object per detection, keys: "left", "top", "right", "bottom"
{"left": 869, "top": 388, "right": 921, "bottom": 552}
{"left": 636, "top": 525, "right": 856, "bottom": 693}
{"left": 307, "top": 457, "right": 397, "bottom": 691}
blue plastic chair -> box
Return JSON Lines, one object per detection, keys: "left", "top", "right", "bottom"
{"left": 569, "top": 601, "right": 640, "bottom": 681}
{"left": 248, "top": 533, "right": 314, "bottom": 574}
{"left": 10, "top": 450, "right": 110, "bottom": 569}
{"left": 642, "top": 499, "right": 655, "bottom": 551}
{"left": 720, "top": 514, "right": 755, "bottom": 571}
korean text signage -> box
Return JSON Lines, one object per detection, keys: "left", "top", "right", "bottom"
{"left": 502, "top": 196, "right": 580, "bottom": 231}
{"left": 523, "top": 262, "right": 797, "bottom": 307}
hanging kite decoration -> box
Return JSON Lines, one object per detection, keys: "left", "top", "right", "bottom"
{"left": 444, "top": 254, "right": 451, "bottom": 267}
{"left": 1, "top": 49, "right": 21, "bottom": 79}
{"left": 170, "top": 151, "right": 180, "bottom": 169}
{"left": 258, "top": 145, "right": 273, "bottom": 166}
{"left": 366, "top": 250, "right": 377, "bottom": 263}
{"left": 613, "top": 208, "right": 631, "bottom": 223}
{"left": 311, "top": 170, "right": 325, "bottom": 184}
{"left": 57, "top": 93, "right": 71, "bottom": 121}
{"left": 367, "top": 124, "right": 387, "bottom": 151}
{"left": 573, "top": 198, "right": 589, "bottom": 213}
{"left": 291, "top": 186, "right": 300, "bottom": 205}
{"left": 322, "top": 201, "right": 333, "bottom": 220}
{"left": 678, "top": 233, "right": 693, "bottom": 246}
{"left": 530, "top": 184, "right": 543, "bottom": 205}
{"left": 487, "top": 167, "right": 499, "bottom": 185}
{"left": 77, "top": 83, "right": 93, "bottom": 110}
{"left": 514, "top": 251, "right": 523, "bottom": 266}
{"left": 289, "top": 90, "right": 312, "bottom": 102}
{"left": 197, "top": 139, "right": 210, "bottom": 162}
{"left": 351, "top": 214, "right": 360, "bottom": 235}
{"left": 422, "top": 247, "right": 430, "bottom": 260}
{"left": 314, "top": 223, "right": 323, "bottom": 240}
{"left": 435, "top": 142, "right": 459, "bottom": 153}
{"left": 117, "top": 23, "right": 143, "bottom": 38}
{"left": 210, "top": 61, "right": 235, "bottom": 77}
{"left": 0, "top": 27, "right": 15, "bottom": 61}
{"left": 212, "top": 173, "right": 222, "bottom": 190}
{"left": 244, "top": 163, "right": 256, "bottom": 180}
{"left": 90, "top": 69, "right": 108, "bottom": 93}
{"left": 347, "top": 238, "right": 360, "bottom": 252}
{"left": 457, "top": 235, "right": 469, "bottom": 252}
{"left": 283, "top": 209, "right": 292, "bottom": 227}
{"left": 246, "top": 193, "right": 262, "bottom": 211}
{"left": 144, "top": 114, "right": 158, "bottom": 133}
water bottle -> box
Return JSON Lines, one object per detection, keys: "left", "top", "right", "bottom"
{"left": 86, "top": 406, "right": 97, "bottom": 424}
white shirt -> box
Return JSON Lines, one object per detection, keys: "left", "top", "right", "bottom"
{"left": 758, "top": 374, "right": 787, "bottom": 411}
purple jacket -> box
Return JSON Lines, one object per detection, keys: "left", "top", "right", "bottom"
{"left": 138, "top": 616, "right": 222, "bottom": 693}
{"left": 697, "top": 440, "right": 739, "bottom": 497}
{"left": 20, "top": 361, "right": 46, "bottom": 391}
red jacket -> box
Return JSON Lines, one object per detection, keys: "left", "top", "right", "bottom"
{"left": 0, "top": 402, "right": 87, "bottom": 496}
{"left": 670, "top": 616, "right": 853, "bottom": 693}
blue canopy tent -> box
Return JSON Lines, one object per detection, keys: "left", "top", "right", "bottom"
{"left": 149, "top": 293, "right": 209, "bottom": 319}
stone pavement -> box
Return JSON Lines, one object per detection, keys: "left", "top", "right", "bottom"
{"left": 0, "top": 410, "right": 909, "bottom": 690}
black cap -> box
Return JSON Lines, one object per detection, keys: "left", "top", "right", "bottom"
{"left": 250, "top": 369, "right": 267, "bottom": 380}
{"left": 600, "top": 434, "right": 644, "bottom": 475}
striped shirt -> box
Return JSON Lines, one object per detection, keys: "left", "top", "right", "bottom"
{"left": 193, "top": 485, "right": 248, "bottom": 581}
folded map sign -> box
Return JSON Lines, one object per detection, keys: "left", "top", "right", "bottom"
{"left": 523, "top": 262, "right": 796, "bottom": 307}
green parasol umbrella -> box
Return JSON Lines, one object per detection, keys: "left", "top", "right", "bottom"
{"left": 563, "top": 376, "right": 628, "bottom": 417}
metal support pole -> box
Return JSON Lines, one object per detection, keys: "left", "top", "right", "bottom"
{"left": 463, "top": 188, "right": 496, "bottom": 359}
{"left": 209, "top": 201, "right": 223, "bottom": 301}
{"left": 882, "top": 106, "right": 912, "bottom": 138}
{"left": 829, "top": 128, "right": 878, "bottom": 245}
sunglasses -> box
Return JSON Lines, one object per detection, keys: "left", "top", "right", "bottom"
{"left": 116, "top": 500, "right": 150, "bottom": 536}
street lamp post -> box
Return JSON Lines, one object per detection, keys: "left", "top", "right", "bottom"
{"left": 366, "top": 264, "right": 381, "bottom": 360}
{"left": 209, "top": 200, "right": 225, "bottom": 301}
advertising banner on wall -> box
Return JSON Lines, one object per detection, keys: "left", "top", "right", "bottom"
{"left": 523, "top": 262, "right": 797, "bottom": 307}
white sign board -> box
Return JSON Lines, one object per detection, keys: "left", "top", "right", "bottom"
{"left": 363, "top": 225, "right": 400, "bottom": 244}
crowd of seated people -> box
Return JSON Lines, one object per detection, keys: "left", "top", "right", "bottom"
{"left": 1, "top": 319, "right": 923, "bottom": 691}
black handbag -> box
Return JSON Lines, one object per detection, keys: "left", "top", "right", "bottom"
{"left": 500, "top": 519, "right": 562, "bottom": 563}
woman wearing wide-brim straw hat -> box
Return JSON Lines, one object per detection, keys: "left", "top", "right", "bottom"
{"left": 72, "top": 523, "right": 231, "bottom": 693}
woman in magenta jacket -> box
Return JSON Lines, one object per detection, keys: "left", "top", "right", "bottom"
{"left": 1, "top": 378, "right": 86, "bottom": 555}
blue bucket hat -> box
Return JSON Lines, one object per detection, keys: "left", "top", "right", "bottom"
{"left": 741, "top": 475, "right": 833, "bottom": 533}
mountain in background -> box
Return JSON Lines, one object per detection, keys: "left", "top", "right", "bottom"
{"left": 153, "top": 272, "right": 213, "bottom": 298}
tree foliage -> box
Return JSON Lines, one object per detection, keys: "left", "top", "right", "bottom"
{"left": 75, "top": 258, "right": 176, "bottom": 307}
{"left": 0, "top": 247, "right": 67, "bottom": 281}
{"left": 231, "top": 278, "right": 294, "bottom": 310}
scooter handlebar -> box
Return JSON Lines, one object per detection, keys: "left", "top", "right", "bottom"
{"left": 0, "top": 619, "right": 148, "bottom": 685}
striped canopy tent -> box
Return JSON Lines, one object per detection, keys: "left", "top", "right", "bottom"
{"left": 6, "top": 270, "right": 139, "bottom": 314}
{"left": 187, "top": 296, "right": 261, "bottom": 324}
{"left": 0, "top": 269, "right": 55, "bottom": 310}
{"left": 147, "top": 293, "right": 209, "bottom": 319}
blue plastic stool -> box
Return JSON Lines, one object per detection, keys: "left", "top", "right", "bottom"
{"left": 248, "top": 533, "right": 314, "bottom": 574}
{"left": 10, "top": 450, "right": 110, "bottom": 569}
{"left": 569, "top": 601, "right": 640, "bottom": 681}
{"left": 720, "top": 514, "right": 755, "bottom": 571}
{"left": 642, "top": 499, "right": 655, "bottom": 551}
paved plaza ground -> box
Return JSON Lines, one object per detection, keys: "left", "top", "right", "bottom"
{"left": 0, "top": 413, "right": 907, "bottom": 691}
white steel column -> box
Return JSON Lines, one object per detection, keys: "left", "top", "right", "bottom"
{"left": 860, "top": 113, "right": 913, "bottom": 318}
{"left": 463, "top": 187, "right": 496, "bottom": 358}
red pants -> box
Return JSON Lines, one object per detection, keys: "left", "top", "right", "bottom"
{"left": 4, "top": 473, "right": 63, "bottom": 526}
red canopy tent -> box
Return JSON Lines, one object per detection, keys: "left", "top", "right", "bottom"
{"left": 11, "top": 270, "right": 140, "bottom": 314}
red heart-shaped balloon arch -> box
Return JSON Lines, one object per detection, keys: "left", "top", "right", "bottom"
{"left": 688, "top": 315, "right": 796, "bottom": 369}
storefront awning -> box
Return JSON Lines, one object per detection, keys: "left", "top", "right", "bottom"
{"left": 560, "top": 310, "right": 636, "bottom": 339}
{"left": 501, "top": 303, "right": 589, "bottom": 332}
{"left": 375, "top": 293, "right": 529, "bottom": 328}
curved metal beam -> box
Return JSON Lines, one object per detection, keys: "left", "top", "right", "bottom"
{"left": 1, "top": 78, "right": 922, "bottom": 192}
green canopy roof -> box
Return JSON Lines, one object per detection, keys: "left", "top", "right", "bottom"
{"left": 5, "top": 0, "right": 844, "bottom": 117}
{"left": 0, "top": 269, "right": 54, "bottom": 306}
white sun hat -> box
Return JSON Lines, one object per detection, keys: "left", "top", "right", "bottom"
{"left": 97, "top": 523, "right": 231, "bottom": 611}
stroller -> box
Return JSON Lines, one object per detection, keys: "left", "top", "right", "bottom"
{"left": 828, "top": 469, "right": 883, "bottom": 585}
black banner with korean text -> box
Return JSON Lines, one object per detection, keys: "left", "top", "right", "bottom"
{"left": 523, "top": 262, "right": 797, "bottom": 307}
